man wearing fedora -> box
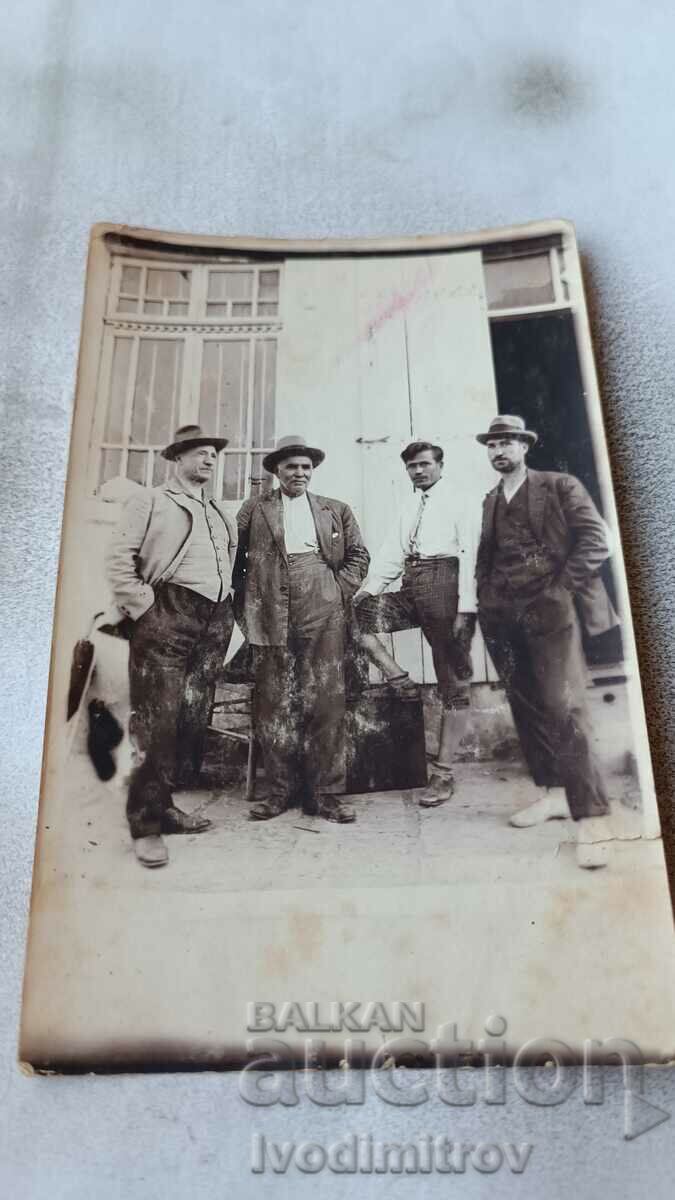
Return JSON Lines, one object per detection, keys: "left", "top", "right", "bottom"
{"left": 352, "top": 439, "right": 479, "bottom": 809}
{"left": 233, "top": 435, "right": 369, "bottom": 823}
{"left": 106, "top": 425, "right": 237, "bottom": 867}
{"left": 475, "top": 414, "right": 619, "bottom": 868}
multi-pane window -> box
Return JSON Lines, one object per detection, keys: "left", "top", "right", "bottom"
{"left": 206, "top": 268, "right": 280, "bottom": 319}
{"left": 116, "top": 265, "right": 192, "bottom": 317}
{"left": 483, "top": 243, "right": 569, "bottom": 313}
{"left": 98, "top": 335, "right": 184, "bottom": 489}
{"left": 93, "top": 258, "right": 281, "bottom": 503}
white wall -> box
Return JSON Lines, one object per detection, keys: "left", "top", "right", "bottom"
{"left": 277, "top": 251, "right": 496, "bottom": 535}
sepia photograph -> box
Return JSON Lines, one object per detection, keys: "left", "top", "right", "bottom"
{"left": 19, "top": 220, "right": 675, "bottom": 1069}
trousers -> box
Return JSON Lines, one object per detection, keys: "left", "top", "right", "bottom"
{"left": 252, "top": 553, "right": 346, "bottom": 806}
{"left": 355, "top": 557, "right": 470, "bottom": 709}
{"left": 479, "top": 582, "right": 608, "bottom": 820}
{"left": 127, "top": 583, "right": 234, "bottom": 838}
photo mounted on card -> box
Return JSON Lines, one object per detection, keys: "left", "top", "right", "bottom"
{"left": 20, "top": 220, "right": 675, "bottom": 1072}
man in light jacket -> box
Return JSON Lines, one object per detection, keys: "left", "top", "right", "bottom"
{"left": 106, "top": 425, "right": 237, "bottom": 868}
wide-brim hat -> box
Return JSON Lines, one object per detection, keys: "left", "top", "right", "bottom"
{"left": 476, "top": 414, "right": 538, "bottom": 446}
{"left": 262, "top": 435, "right": 325, "bottom": 473}
{"left": 162, "top": 424, "right": 229, "bottom": 460}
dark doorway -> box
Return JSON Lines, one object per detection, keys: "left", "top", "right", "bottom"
{"left": 489, "top": 311, "right": 622, "bottom": 665}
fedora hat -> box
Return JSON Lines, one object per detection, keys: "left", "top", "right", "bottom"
{"left": 162, "top": 424, "right": 228, "bottom": 461}
{"left": 476, "top": 414, "right": 538, "bottom": 446}
{"left": 262, "top": 435, "right": 325, "bottom": 473}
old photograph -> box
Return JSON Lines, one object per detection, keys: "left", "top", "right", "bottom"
{"left": 20, "top": 221, "right": 675, "bottom": 1069}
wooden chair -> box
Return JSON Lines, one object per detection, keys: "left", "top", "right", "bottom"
{"left": 208, "top": 682, "right": 257, "bottom": 800}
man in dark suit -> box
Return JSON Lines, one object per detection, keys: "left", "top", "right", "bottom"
{"left": 475, "top": 415, "right": 619, "bottom": 868}
{"left": 233, "top": 435, "right": 369, "bottom": 823}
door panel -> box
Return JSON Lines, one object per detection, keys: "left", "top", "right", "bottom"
{"left": 277, "top": 252, "right": 499, "bottom": 683}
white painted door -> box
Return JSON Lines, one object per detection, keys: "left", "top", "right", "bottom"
{"left": 276, "top": 251, "right": 498, "bottom": 682}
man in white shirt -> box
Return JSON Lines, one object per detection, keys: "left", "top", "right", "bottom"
{"left": 352, "top": 440, "right": 478, "bottom": 808}
{"left": 233, "top": 435, "right": 369, "bottom": 823}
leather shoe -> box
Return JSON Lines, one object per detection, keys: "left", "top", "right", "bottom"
{"left": 418, "top": 772, "right": 455, "bottom": 807}
{"left": 314, "top": 795, "right": 356, "bottom": 823}
{"left": 161, "top": 805, "right": 212, "bottom": 834}
{"left": 249, "top": 797, "right": 289, "bottom": 820}
{"left": 134, "top": 835, "right": 169, "bottom": 868}
{"left": 381, "top": 672, "right": 419, "bottom": 697}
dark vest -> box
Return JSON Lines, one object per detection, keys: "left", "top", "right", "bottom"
{"left": 490, "top": 480, "right": 557, "bottom": 601}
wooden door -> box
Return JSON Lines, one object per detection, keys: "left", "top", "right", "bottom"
{"left": 276, "top": 251, "right": 498, "bottom": 683}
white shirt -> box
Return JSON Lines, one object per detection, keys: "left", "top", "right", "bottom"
{"left": 502, "top": 469, "right": 528, "bottom": 504}
{"left": 281, "top": 490, "right": 319, "bottom": 553}
{"left": 362, "top": 474, "right": 479, "bottom": 612}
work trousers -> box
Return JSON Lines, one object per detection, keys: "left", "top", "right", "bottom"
{"left": 355, "top": 557, "right": 470, "bottom": 709}
{"left": 479, "top": 582, "right": 609, "bottom": 820}
{"left": 127, "top": 583, "right": 234, "bottom": 837}
{"left": 252, "top": 553, "right": 346, "bottom": 807}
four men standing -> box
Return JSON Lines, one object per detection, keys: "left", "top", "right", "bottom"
{"left": 107, "top": 415, "right": 618, "bottom": 870}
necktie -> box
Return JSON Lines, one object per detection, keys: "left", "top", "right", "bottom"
{"left": 409, "top": 491, "right": 428, "bottom": 554}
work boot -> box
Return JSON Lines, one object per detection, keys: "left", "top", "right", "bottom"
{"left": 382, "top": 672, "right": 419, "bottom": 696}
{"left": 576, "top": 816, "right": 612, "bottom": 869}
{"left": 161, "top": 805, "right": 212, "bottom": 834}
{"left": 419, "top": 708, "right": 467, "bottom": 809}
{"left": 366, "top": 673, "right": 419, "bottom": 698}
{"left": 314, "top": 795, "right": 356, "bottom": 823}
{"left": 249, "top": 796, "right": 289, "bottom": 821}
{"left": 134, "top": 834, "right": 169, "bottom": 868}
{"left": 509, "top": 787, "right": 569, "bottom": 828}
{"left": 418, "top": 772, "right": 455, "bottom": 808}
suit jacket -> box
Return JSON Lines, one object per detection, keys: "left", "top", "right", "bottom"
{"left": 233, "top": 489, "right": 370, "bottom": 646}
{"left": 476, "top": 469, "right": 619, "bottom": 637}
{"left": 106, "top": 484, "right": 238, "bottom": 621}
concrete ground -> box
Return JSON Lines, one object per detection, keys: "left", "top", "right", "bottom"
{"left": 54, "top": 750, "right": 649, "bottom": 893}
{"left": 23, "top": 748, "right": 675, "bottom": 1069}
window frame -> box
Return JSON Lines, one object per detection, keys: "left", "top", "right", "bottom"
{"left": 89, "top": 255, "right": 283, "bottom": 499}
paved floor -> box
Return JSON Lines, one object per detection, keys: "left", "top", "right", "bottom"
{"left": 24, "top": 751, "right": 674, "bottom": 1069}
{"left": 53, "top": 752, "right": 648, "bottom": 894}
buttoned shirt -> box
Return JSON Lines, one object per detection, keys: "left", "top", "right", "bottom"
{"left": 281, "top": 489, "right": 319, "bottom": 553}
{"left": 169, "top": 488, "right": 233, "bottom": 602}
{"left": 490, "top": 477, "right": 557, "bottom": 601}
{"left": 501, "top": 470, "right": 528, "bottom": 504}
{"left": 361, "top": 474, "right": 479, "bottom": 612}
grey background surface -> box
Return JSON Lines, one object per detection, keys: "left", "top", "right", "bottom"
{"left": 1, "top": 1, "right": 674, "bottom": 1195}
